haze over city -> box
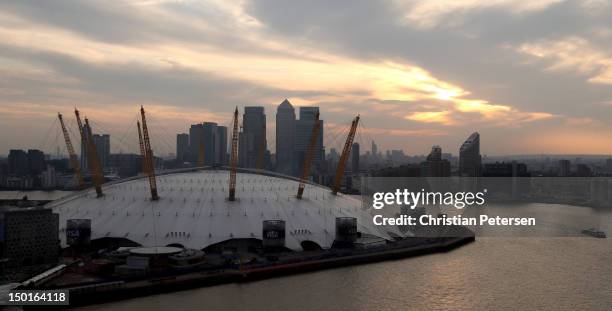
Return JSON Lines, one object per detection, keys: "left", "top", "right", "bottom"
{"left": 1, "top": 0, "right": 612, "bottom": 156}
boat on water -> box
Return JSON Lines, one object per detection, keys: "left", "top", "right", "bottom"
{"left": 581, "top": 228, "right": 607, "bottom": 238}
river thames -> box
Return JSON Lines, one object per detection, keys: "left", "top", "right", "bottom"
{"left": 79, "top": 204, "right": 612, "bottom": 311}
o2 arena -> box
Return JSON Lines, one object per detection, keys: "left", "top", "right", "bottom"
{"left": 28, "top": 108, "right": 473, "bottom": 305}
{"left": 47, "top": 168, "right": 396, "bottom": 252}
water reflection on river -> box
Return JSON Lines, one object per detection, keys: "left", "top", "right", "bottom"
{"left": 79, "top": 204, "right": 612, "bottom": 311}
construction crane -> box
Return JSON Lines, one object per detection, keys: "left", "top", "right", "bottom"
{"left": 75, "top": 109, "right": 104, "bottom": 197}
{"left": 228, "top": 107, "right": 239, "bottom": 201}
{"left": 137, "top": 121, "right": 148, "bottom": 174}
{"left": 297, "top": 112, "right": 321, "bottom": 199}
{"left": 140, "top": 106, "right": 159, "bottom": 201}
{"left": 331, "top": 115, "right": 360, "bottom": 195}
{"left": 256, "top": 123, "right": 266, "bottom": 170}
{"left": 58, "top": 113, "right": 84, "bottom": 188}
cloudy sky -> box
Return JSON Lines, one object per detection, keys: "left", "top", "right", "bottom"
{"left": 1, "top": 0, "right": 612, "bottom": 157}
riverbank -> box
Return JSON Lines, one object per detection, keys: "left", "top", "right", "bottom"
{"left": 53, "top": 234, "right": 473, "bottom": 308}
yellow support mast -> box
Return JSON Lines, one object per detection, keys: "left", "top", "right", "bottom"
{"left": 228, "top": 107, "right": 239, "bottom": 201}
{"left": 137, "top": 121, "right": 148, "bottom": 174}
{"left": 58, "top": 113, "right": 84, "bottom": 188}
{"left": 140, "top": 106, "right": 159, "bottom": 201}
{"left": 331, "top": 115, "right": 360, "bottom": 195}
{"left": 75, "top": 109, "right": 104, "bottom": 197}
{"left": 297, "top": 112, "right": 321, "bottom": 199}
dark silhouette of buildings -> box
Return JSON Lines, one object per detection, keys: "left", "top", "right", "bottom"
{"left": 0, "top": 160, "right": 7, "bottom": 187}
{"left": 459, "top": 132, "right": 481, "bottom": 177}
{"left": 239, "top": 107, "right": 267, "bottom": 168}
{"left": 351, "top": 143, "right": 360, "bottom": 174}
{"left": 8, "top": 149, "right": 45, "bottom": 177}
{"left": 8, "top": 150, "right": 28, "bottom": 176}
{"left": 188, "top": 123, "right": 204, "bottom": 162}
{"left": 216, "top": 126, "right": 228, "bottom": 166}
{"left": 176, "top": 133, "right": 189, "bottom": 162}
{"left": 27, "top": 149, "right": 45, "bottom": 175}
{"left": 109, "top": 153, "right": 143, "bottom": 178}
{"left": 372, "top": 164, "right": 420, "bottom": 177}
{"left": 294, "top": 107, "right": 324, "bottom": 176}
{"left": 0, "top": 207, "right": 59, "bottom": 268}
{"left": 275, "top": 99, "right": 295, "bottom": 175}
{"left": 420, "top": 145, "right": 451, "bottom": 177}
{"left": 483, "top": 161, "right": 530, "bottom": 177}
{"left": 371, "top": 141, "right": 378, "bottom": 159}
{"left": 558, "top": 159, "right": 571, "bottom": 177}
{"left": 576, "top": 164, "right": 593, "bottom": 177}
{"left": 93, "top": 134, "right": 110, "bottom": 169}
{"left": 202, "top": 122, "right": 217, "bottom": 165}
{"left": 188, "top": 122, "right": 228, "bottom": 166}
{"left": 80, "top": 126, "right": 110, "bottom": 170}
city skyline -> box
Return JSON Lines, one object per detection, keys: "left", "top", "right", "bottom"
{"left": 1, "top": 3, "right": 611, "bottom": 309}
{"left": 1, "top": 1, "right": 612, "bottom": 156}
{"left": 5, "top": 99, "right": 612, "bottom": 160}
{"left": 3, "top": 101, "right": 612, "bottom": 160}
{"left": 3, "top": 101, "right": 612, "bottom": 159}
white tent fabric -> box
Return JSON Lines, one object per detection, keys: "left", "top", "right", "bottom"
{"left": 49, "top": 170, "right": 392, "bottom": 251}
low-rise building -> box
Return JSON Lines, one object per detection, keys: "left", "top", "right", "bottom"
{"left": 0, "top": 207, "right": 59, "bottom": 268}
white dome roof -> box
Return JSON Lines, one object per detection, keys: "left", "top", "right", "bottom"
{"left": 49, "top": 169, "right": 392, "bottom": 251}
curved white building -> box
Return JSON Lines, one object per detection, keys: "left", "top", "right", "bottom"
{"left": 48, "top": 169, "right": 394, "bottom": 251}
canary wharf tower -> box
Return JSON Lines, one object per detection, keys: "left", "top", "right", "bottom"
{"left": 275, "top": 99, "right": 295, "bottom": 175}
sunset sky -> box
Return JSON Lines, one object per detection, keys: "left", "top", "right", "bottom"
{"left": 1, "top": 0, "right": 612, "bottom": 157}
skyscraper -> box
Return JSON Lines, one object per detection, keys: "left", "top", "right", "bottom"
{"left": 558, "top": 159, "right": 571, "bottom": 177}
{"left": 371, "top": 140, "right": 378, "bottom": 159}
{"left": 27, "top": 149, "right": 46, "bottom": 175}
{"left": 176, "top": 133, "right": 189, "bottom": 162}
{"left": 8, "top": 149, "right": 28, "bottom": 175}
{"left": 459, "top": 132, "right": 481, "bottom": 177}
{"left": 109, "top": 153, "right": 142, "bottom": 177}
{"left": 294, "top": 107, "right": 324, "bottom": 176}
{"left": 421, "top": 145, "right": 450, "bottom": 177}
{"left": 79, "top": 126, "right": 109, "bottom": 171}
{"left": 576, "top": 164, "right": 593, "bottom": 177}
{"left": 92, "top": 134, "right": 110, "bottom": 169}
{"left": 216, "top": 126, "right": 228, "bottom": 165}
{"left": 327, "top": 148, "right": 340, "bottom": 175}
{"left": 427, "top": 145, "right": 442, "bottom": 161}
{"left": 188, "top": 123, "right": 204, "bottom": 163}
{"left": 239, "top": 106, "right": 267, "bottom": 169}
{"left": 186, "top": 123, "right": 227, "bottom": 166}
{"left": 0, "top": 161, "right": 7, "bottom": 186}
{"left": 351, "top": 143, "right": 360, "bottom": 174}
{"left": 299, "top": 107, "right": 319, "bottom": 121}
{"left": 275, "top": 99, "right": 295, "bottom": 175}
{"left": 202, "top": 122, "right": 217, "bottom": 166}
